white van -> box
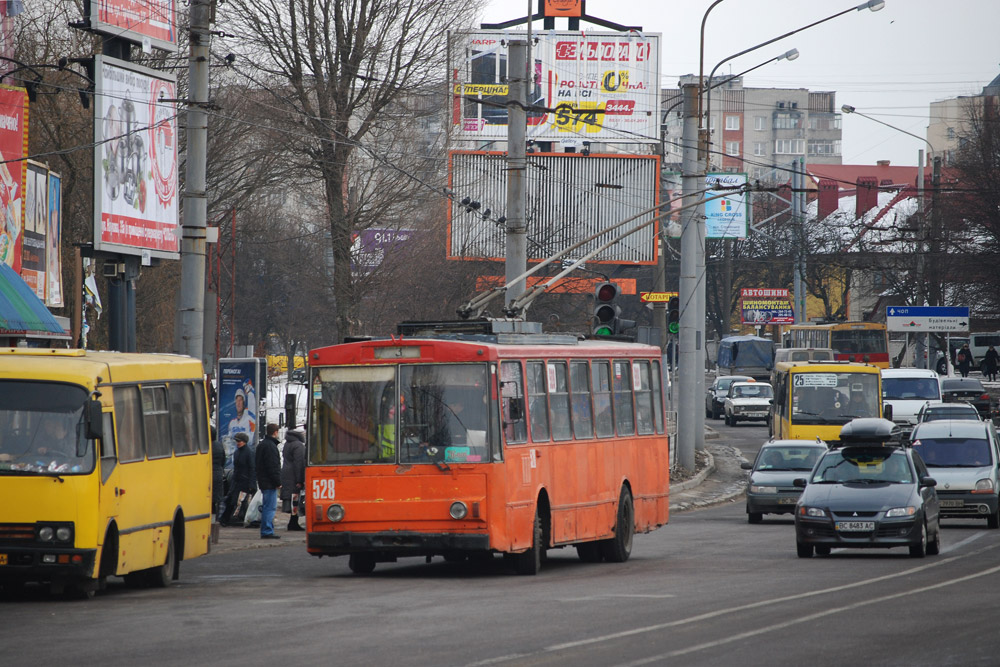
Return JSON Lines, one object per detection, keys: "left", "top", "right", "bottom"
{"left": 881, "top": 368, "right": 942, "bottom": 434}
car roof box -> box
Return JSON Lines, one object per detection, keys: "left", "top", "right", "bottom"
{"left": 837, "top": 418, "right": 901, "bottom": 446}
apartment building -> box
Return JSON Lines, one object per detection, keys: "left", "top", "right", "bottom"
{"left": 662, "top": 75, "right": 843, "bottom": 180}
{"left": 927, "top": 72, "right": 1000, "bottom": 166}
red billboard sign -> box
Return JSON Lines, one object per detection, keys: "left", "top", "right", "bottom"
{"left": 0, "top": 85, "right": 28, "bottom": 273}
{"left": 88, "top": 0, "right": 177, "bottom": 53}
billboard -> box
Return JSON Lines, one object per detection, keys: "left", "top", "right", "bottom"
{"left": 451, "top": 30, "right": 660, "bottom": 144}
{"left": 350, "top": 228, "right": 415, "bottom": 273}
{"left": 86, "top": 0, "right": 177, "bottom": 53}
{"left": 0, "top": 85, "right": 27, "bottom": 272}
{"left": 46, "top": 171, "right": 63, "bottom": 307}
{"left": 449, "top": 151, "right": 659, "bottom": 265}
{"left": 705, "top": 173, "right": 749, "bottom": 239}
{"left": 217, "top": 358, "right": 260, "bottom": 465}
{"left": 740, "top": 288, "right": 794, "bottom": 325}
{"left": 22, "top": 161, "right": 47, "bottom": 300}
{"left": 93, "top": 55, "right": 179, "bottom": 260}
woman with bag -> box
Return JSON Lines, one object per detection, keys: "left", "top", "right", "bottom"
{"left": 280, "top": 425, "right": 307, "bottom": 531}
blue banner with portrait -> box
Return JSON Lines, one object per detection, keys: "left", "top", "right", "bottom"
{"left": 217, "top": 358, "right": 260, "bottom": 466}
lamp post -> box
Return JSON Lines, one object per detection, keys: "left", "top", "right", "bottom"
{"left": 841, "top": 104, "right": 937, "bottom": 368}
{"left": 675, "top": 0, "right": 887, "bottom": 469}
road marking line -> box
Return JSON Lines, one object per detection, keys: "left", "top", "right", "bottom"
{"left": 560, "top": 594, "right": 676, "bottom": 601}
{"left": 940, "top": 530, "right": 985, "bottom": 554}
{"left": 486, "top": 541, "right": 1000, "bottom": 665}
{"left": 620, "top": 561, "right": 1000, "bottom": 663}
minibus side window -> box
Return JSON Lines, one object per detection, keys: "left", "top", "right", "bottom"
{"left": 114, "top": 386, "right": 145, "bottom": 463}
{"left": 142, "top": 386, "right": 172, "bottom": 459}
{"left": 170, "top": 383, "right": 197, "bottom": 455}
{"left": 100, "top": 412, "right": 117, "bottom": 483}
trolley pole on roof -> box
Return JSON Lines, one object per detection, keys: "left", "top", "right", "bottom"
{"left": 505, "top": 39, "right": 529, "bottom": 309}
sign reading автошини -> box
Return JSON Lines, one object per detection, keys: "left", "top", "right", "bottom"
{"left": 885, "top": 306, "right": 970, "bottom": 332}
{"left": 741, "top": 288, "right": 794, "bottom": 325}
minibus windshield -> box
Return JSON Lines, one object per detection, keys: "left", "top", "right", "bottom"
{"left": 0, "top": 382, "right": 94, "bottom": 475}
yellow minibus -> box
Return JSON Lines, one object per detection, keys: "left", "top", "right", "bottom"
{"left": 769, "top": 360, "right": 887, "bottom": 444}
{"left": 0, "top": 349, "right": 212, "bottom": 597}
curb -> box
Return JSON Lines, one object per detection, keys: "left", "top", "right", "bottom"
{"left": 671, "top": 448, "right": 715, "bottom": 493}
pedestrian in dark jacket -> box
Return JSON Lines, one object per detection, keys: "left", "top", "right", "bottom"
{"left": 256, "top": 423, "right": 283, "bottom": 539}
{"left": 281, "top": 426, "right": 307, "bottom": 531}
{"left": 984, "top": 345, "right": 999, "bottom": 382}
{"left": 956, "top": 343, "right": 973, "bottom": 378}
{"left": 210, "top": 426, "right": 225, "bottom": 518}
{"left": 219, "top": 432, "right": 255, "bottom": 526}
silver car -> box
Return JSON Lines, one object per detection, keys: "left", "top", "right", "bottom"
{"left": 742, "top": 439, "right": 828, "bottom": 523}
{"left": 705, "top": 375, "right": 751, "bottom": 420}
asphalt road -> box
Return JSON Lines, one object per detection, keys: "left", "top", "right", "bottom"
{"left": 5, "top": 419, "right": 1000, "bottom": 666}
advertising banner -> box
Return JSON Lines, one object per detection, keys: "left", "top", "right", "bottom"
{"left": 21, "top": 161, "right": 47, "bottom": 300}
{"left": 350, "top": 228, "right": 415, "bottom": 272}
{"left": 0, "top": 85, "right": 27, "bottom": 272}
{"left": 217, "top": 358, "right": 260, "bottom": 465}
{"left": 87, "top": 0, "right": 177, "bottom": 53}
{"left": 705, "top": 173, "right": 749, "bottom": 239}
{"left": 451, "top": 30, "right": 660, "bottom": 144}
{"left": 93, "top": 55, "right": 179, "bottom": 260}
{"left": 740, "top": 287, "right": 794, "bottom": 325}
{"left": 46, "top": 171, "right": 63, "bottom": 307}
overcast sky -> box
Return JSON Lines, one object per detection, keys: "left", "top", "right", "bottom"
{"left": 478, "top": 0, "right": 999, "bottom": 167}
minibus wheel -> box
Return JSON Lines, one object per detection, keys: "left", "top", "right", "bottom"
{"left": 148, "top": 532, "right": 176, "bottom": 588}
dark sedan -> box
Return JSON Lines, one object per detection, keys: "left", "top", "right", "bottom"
{"left": 941, "top": 378, "right": 993, "bottom": 421}
{"left": 794, "top": 418, "right": 941, "bottom": 558}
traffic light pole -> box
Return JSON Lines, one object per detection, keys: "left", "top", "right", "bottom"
{"left": 677, "top": 83, "right": 701, "bottom": 472}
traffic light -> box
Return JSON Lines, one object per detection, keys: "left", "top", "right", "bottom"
{"left": 592, "top": 281, "right": 636, "bottom": 336}
{"left": 668, "top": 296, "right": 680, "bottom": 335}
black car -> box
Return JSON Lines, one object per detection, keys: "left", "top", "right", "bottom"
{"left": 794, "top": 418, "right": 941, "bottom": 558}
{"left": 941, "top": 378, "right": 993, "bottom": 421}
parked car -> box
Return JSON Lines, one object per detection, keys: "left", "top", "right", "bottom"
{"left": 941, "top": 377, "right": 993, "bottom": 421}
{"left": 915, "top": 401, "right": 981, "bottom": 424}
{"left": 724, "top": 381, "right": 773, "bottom": 426}
{"left": 741, "top": 439, "right": 828, "bottom": 523}
{"left": 705, "top": 375, "right": 751, "bottom": 420}
{"left": 794, "top": 418, "right": 941, "bottom": 558}
{"left": 910, "top": 420, "right": 1000, "bottom": 528}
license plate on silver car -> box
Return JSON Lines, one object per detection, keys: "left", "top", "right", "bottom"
{"left": 940, "top": 500, "right": 964, "bottom": 508}
{"left": 835, "top": 521, "right": 874, "bottom": 532}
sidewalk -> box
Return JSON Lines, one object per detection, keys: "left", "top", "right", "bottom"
{"left": 211, "top": 509, "right": 307, "bottom": 555}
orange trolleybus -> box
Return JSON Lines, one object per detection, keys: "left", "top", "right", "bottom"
{"left": 305, "top": 321, "right": 670, "bottom": 575}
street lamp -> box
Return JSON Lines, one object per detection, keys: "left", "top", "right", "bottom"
{"left": 841, "top": 103, "right": 938, "bottom": 367}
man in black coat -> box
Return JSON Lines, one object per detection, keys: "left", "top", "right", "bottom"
{"left": 256, "top": 423, "right": 283, "bottom": 539}
{"left": 219, "top": 432, "right": 255, "bottom": 526}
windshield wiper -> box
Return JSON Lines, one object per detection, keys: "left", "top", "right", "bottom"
{"left": 843, "top": 478, "right": 885, "bottom": 484}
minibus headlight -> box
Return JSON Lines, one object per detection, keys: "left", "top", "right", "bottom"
{"left": 449, "top": 502, "right": 469, "bottom": 520}
{"left": 326, "top": 504, "right": 345, "bottom": 522}
{"left": 38, "top": 526, "right": 54, "bottom": 542}
{"left": 55, "top": 526, "right": 73, "bottom": 542}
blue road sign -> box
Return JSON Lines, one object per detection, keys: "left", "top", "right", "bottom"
{"left": 886, "top": 306, "right": 970, "bottom": 332}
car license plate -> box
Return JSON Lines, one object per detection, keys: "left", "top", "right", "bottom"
{"left": 746, "top": 412, "right": 765, "bottom": 417}
{"left": 0, "top": 553, "right": 6, "bottom": 565}
{"left": 835, "top": 521, "right": 875, "bottom": 532}
{"left": 778, "top": 497, "right": 798, "bottom": 505}
{"left": 940, "top": 500, "right": 964, "bottom": 508}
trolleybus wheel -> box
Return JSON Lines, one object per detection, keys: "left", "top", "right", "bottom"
{"left": 348, "top": 553, "right": 377, "bottom": 574}
{"left": 513, "top": 509, "right": 543, "bottom": 575}
{"left": 601, "top": 486, "right": 634, "bottom": 563}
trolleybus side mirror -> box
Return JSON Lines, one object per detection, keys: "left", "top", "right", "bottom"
{"left": 85, "top": 399, "right": 103, "bottom": 441}
{"left": 508, "top": 397, "right": 525, "bottom": 422}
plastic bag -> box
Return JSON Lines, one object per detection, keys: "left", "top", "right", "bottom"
{"left": 244, "top": 489, "right": 263, "bottom": 525}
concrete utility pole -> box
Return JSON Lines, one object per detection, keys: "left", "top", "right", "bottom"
{"left": 791, "top": 159, "right": 807, "bottom": 323}
{"left": 504, "top": 39, "right": 528, "bottom": 309}
{"left": 677, "top": 83, "right": 702, "bottom": 471}
{"left": 176, "top": 0, "right": 212, "bottom": 365}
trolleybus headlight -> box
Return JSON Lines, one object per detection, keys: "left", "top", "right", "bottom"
{"left": 449, "top": 501, "right": 468, "bottom": 520}
{"left": 55, "top": 526, "right": 73, "bottom": 542}
{"left": 326, "top": 504, "right": 345, "bottom": 522}
{"left": 38, "top": 526, "right": 54, "bottom": 542}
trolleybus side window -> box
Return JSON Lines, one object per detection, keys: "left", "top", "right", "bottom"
{"left": 142, "top": 385, "right": 172, "bottom": 459}
{"left": 548, "top": 361, "right": 572, "bottom": 441}
{"left": 570, "top": 360, "right": 594, "bottom": 439}
{"left": 526, "top": 361, "right": 550, "bottom": 442}
{"left": 634, "top": 360, "right": 655, "bottom": 435}
{"left": 115, "top": 386, "right": 145, "bottom": 463}
{"left": 651, "top": 360, "right": 664, "bottom": 434}
{"left": 612, "top": 360, "right": 635, "bottom": 435}
{"left": 593, "top": 361, "right": 614, "bottom": 437}
{"left": 500, "top": 361, "right": 527, "bottom": 444}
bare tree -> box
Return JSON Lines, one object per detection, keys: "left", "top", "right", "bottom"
{"left": 219, "top": 0, "right": 486, "bottom": 341}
